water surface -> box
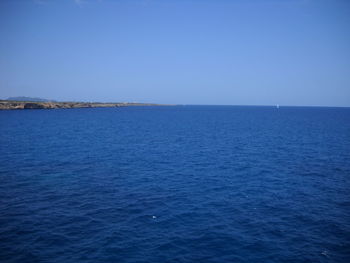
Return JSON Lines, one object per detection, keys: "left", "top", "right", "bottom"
{"left": 0, "top": 106, "right": 349, "bottom": 262}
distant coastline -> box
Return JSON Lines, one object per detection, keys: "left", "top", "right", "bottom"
{"left": 0, "top": 100, "right": 166, "bottom": 110}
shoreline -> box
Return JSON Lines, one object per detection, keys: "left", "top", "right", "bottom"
{"left": 0, "top": 100, "right": 167, "bottom": 110}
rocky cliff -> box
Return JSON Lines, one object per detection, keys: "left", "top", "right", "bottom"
{"left": 0, "top": 101, "right": 162, "bottom": 110}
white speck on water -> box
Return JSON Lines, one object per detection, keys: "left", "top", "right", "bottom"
{"left": 321, "top": 250, "right": 329, "bottom": 257}
{"left": 152, "top": 216, "right": 156, "bottom": 219}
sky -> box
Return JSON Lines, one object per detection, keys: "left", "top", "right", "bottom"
{"left": 0, "top": 0, "right": 349, "bottom": 106}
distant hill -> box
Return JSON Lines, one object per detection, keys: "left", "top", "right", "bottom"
{"left": 7, "top": 96, "right": 56, "bottom": 102}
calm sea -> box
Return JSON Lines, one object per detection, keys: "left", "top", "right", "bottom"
{"left": 0, "top": 106, "right": 349, "bottom": 263}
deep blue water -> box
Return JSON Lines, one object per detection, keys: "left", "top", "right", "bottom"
{"left": 0, "top": 106, "right": 350, "bottom": 263}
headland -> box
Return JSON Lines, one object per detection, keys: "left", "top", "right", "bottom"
{"left": 0, "top": 100, "right": 164, "bottom": 110}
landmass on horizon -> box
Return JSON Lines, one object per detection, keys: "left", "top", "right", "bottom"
{"left": 0, "top": 97, "right": 166, "bottom": 110}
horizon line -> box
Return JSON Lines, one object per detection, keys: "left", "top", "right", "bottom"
{"left": 2, "top": 98, "right": 349, "bottom": 109}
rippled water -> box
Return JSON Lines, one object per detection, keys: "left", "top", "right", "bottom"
{"left": 0, "top": 106, "right": 349, "bottom": 262}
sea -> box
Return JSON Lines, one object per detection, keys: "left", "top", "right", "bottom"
{"left": 0, "top": 106, "right": 349, "bottom": 263}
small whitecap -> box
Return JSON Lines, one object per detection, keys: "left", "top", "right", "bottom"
{"left": 321, "top": 250, "right": 329, "bottom": 257}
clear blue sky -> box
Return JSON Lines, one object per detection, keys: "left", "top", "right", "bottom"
{"left": 1, "top": 0, "right": 349, "bottom": 106}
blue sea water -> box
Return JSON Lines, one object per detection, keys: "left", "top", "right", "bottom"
{"left": 0, "top": 106, "right": 350, "bottom": 263}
